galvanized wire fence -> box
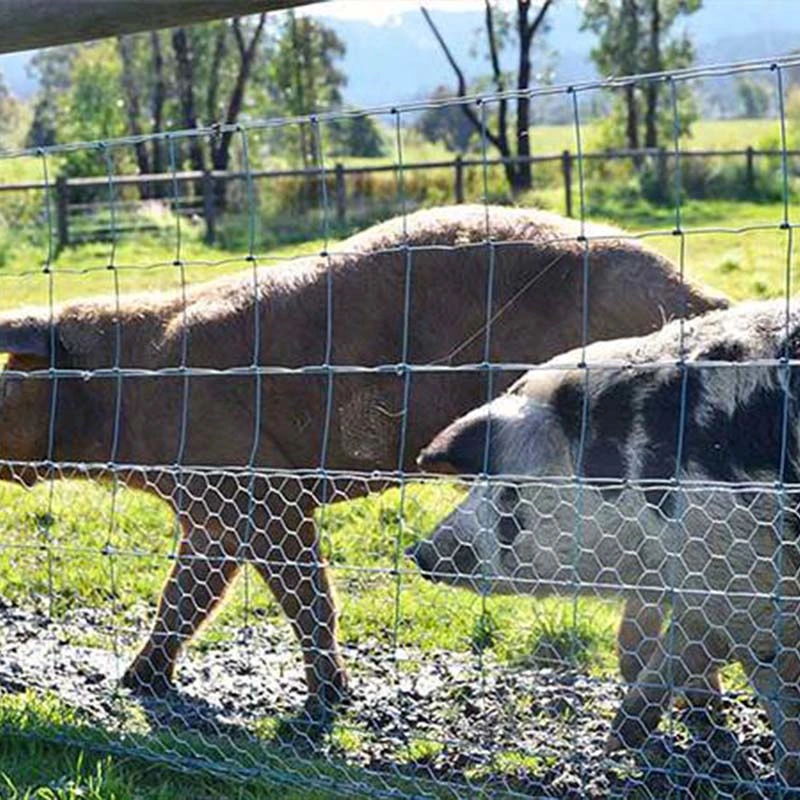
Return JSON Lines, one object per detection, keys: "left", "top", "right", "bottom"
{"left": 1, "top": 54, "right": 800, "bottom": 798}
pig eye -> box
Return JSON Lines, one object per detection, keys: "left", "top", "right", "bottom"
{"left": 498, "top": 486, "right": 519, "bottom": 510}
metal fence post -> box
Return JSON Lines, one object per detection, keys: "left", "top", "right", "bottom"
{"left": 202, "top": 169, "right": 216, "bottom": 245}
{"left": 335, "top": 162, "right": 346, "bottom": 226}
{"left": 561, "top": 150, "right": 572, "bottom": 218}
{"left": 55, "top": 175, "right": 69, "bottom": 252}
{"left": 454, "top": 155, "right": 464, "bottom": 203}
{"left": 746, "top": 145, "right": 755, "bottom": 194}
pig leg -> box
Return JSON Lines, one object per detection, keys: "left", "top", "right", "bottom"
{"left": 617, "top": 596, "right": 663, "bottom": 686}
{"left": 251, "top": 506, "right": 348, "bottom": 720}
{"left": 607, "top": 609, "right": 726, "bottom": 752}
{"left": 122, "top": 516, "right": 240, "bottom": 695}
{"left": 740, "top": 648, "right": 800, "bottom": 787}
{"left": 617, "top": 596, "right": 724, "bottom": 717}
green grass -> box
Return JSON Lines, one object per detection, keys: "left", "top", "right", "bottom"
{"left": 592, "top": 198, "right": 797, "bottom": 301}
{"left": 0, "top": 690, "right": 407, "bottom": 800}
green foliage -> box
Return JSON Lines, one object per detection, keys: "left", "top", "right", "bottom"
{"left": 54, "top": 43, "right": 133, "bottom": 180}
{"left": 581, "top": 0, "right": 702, "bottom": 150}
{"left": 26, "top": 46, "right": 80, "bottom": 148}
{"left": 414, "top": 86, "right": 474, "bottom": 153}
{"left": 267, "top": 12, "right": 347, "bottom": 167}
{"left": 735, "top": 77, "right": 772, "bottom": 119}
{"left": 0, "top": 72, "right": 30, "bottom": 151}
{"left": 327, "top": 114, "right": 387, "bottom": 158}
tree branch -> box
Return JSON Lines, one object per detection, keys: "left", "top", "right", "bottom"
{"left": 206, "top": 23, "right": 228, "bottom": 123}
{"left": 485, "top": 1, "right": 505, "bottom": 94}
{"left": 421, "top": 6, "right": 505, "bottom": 154}
{"left": 117, "top": 34, "right": 151, "bottom": 189}
{"left": 232, "top": 17, "right": 246, "bottom": 58}
{"left": 214, "top": 13, "right": 268, "bottom": 172}
{"left": 485, "top": 0, "right": 510, "bottom": 160}
{"left": 527, "top": 0, "right": 554, "bottom": 39}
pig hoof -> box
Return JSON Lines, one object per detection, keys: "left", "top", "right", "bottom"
{"left": 608, "top": 714, "right": 650, "bottom": 753}
{"left": 274, "top": 704, "right": 335, "bottom": 746}
{"left": 121, "top": 663, "right": 175, "bottom": 697}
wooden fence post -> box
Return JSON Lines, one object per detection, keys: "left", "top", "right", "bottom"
{"left": 745, "top": 145, "right": 755, "bottom": 194}
{"left": 202, "top": 169, "right": 216, "bottom": 245}
{"left": 561, "top": 150, "right": 572, "bottom": 218}
{"left": 454, "top": 155, "right": 464, "bottom": 203}
{"left": 335, "top": 162, "right": 346, "bottom": 226}
{"left": 55, "top": 175, "right": 69, "bottom": 252}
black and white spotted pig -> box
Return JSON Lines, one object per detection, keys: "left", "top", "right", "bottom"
{"left": 409, "top": 299, "right": 800, "bottom": 786}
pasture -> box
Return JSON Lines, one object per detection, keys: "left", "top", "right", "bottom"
{"left": 0, "top": 186, "right": 795, "bottom": 797}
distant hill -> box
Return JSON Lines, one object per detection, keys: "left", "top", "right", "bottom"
{"left": 2, "top": 0, "right": 798, "bottom": 110}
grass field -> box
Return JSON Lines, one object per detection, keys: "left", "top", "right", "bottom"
{"left": 1, "top": 181, "right": 798, "bottom": 797}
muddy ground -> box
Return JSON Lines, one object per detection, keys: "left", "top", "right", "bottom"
{"left": 0, "top": 599, "right": 783, "bottom": 799}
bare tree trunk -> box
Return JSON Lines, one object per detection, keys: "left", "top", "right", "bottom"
{"left": 625, "top": 83, "right": 640, "bottom": 152}
{"left": 150, "top": 30, "right": 166, "bottom": 181}
{"left": 171, "top": 27, "right": 205, "bottom": 174}
{"left": 514, "top": 0, "right": 532, "bottom": 192}
{"left": 644, "top": 0, "right": 661, "bottom": 149}
{"left": 484, "top": 1, "right": 514, "bottom": 190}
{"left": 621, "top": 0, "right": 641, "bottom": 163}
{"left": 423, "top": 2, "right": 552, "bottom": 196}
{"left": 211, "top": 14, "right": 267, "bottom": 210}
{"left": 117, "top": 34, "right": 151, "bottom": 198}
{"left": 206, "top": 23, "right": 228, "bottom": 124}
{"left": 290, "top": 10, "right": 310, "bottom": 169}
{"left": 421, "top": 7, "right": 510, "bottom": 178}
{"left": 514, "top": 0, "right": 552, "bottom": 192}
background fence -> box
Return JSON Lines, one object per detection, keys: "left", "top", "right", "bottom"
{"left": 2, "top": 52, "right": 800, "bottom": 800}
{"left": 0, "top": 144, "right": 797, "bottom": 249}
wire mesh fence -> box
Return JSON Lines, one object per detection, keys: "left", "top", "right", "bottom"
{"left": 2, "top": 54, "right": 800, "bottom": 798}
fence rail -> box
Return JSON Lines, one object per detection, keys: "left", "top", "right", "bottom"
{"left": 1, "top": 144, "right": 796, "bottom": 249}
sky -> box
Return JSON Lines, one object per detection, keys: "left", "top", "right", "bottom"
{"left": 2, "top": 0, "right": 799, "bottom": 105}
{"left": 298, "top": 1, "right": 517, "bottom": 25}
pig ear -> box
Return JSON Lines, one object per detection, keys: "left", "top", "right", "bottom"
{"left": 0, "top": 314, "right": 51, "bottom": 358}
{"left": 417, "top": 407, "right": 498, "bottom": 475}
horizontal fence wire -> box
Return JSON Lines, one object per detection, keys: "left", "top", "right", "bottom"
{"left": 1, "top": 52, "right": 800, "bottom": 799}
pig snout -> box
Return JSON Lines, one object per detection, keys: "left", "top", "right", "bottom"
{"left": 406, "top": 528, "right": 481, "bottom": 585}
{"left": 405, "top": 540, "right": 438, "bottom": 576}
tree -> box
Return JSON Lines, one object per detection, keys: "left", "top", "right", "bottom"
{"left": 328, "top": 114, "right": 386, "bottom": 158}
{"left": 0, "top": 71, "right": 30, "bottom": 150}
{"left": 118, "top": 34, "right": 152, "bottom": 189}
{"left": 268, "top": 11, "right": 347, "bottom": 166}
{"left": 415, "top": 85, "right": 475, "bottom": 153}
{"left": 26, "top": 46, "right": 79, "bottom": 147}
{"left": 581, "top": 0, "right": 702, "bottom": 152}
{"left": 422, "top": 0, "right": 554, "bottom": 194}
{"left": 736, "top": 77, "right": 771, "bottom": 119}
{"left": 116, "top": 16, "right": 271, "bottom": 203}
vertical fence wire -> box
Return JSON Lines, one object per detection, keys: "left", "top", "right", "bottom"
{"left": 389, "top": 107, "right": 413, "bottom": 704}
{"left": 773, "top": 61, "right": 793, "bottom": 792}
{"left": 39, "top": 146, "right": 59, "bottom": 681}
{"left": 665, "top": 72, "right": 688, "bottom": 791}
{"left": 476, "top": 96, "right": 496, "bottom": 747}
{"left": 101, "top": 141, "right": 124, "bottom": 682}
{"left": 568, "top": 82, "right": 591, "bottom": 793}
